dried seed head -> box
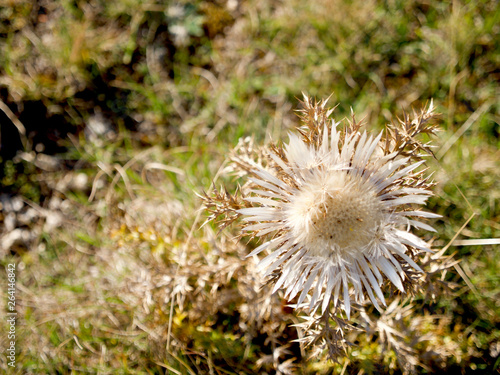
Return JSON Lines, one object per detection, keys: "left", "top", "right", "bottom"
{"left": 286, "top": 170, "right": 384, "bottom": 258}
{"left": 205, "top": 94, "right": 440, "bottom": 320}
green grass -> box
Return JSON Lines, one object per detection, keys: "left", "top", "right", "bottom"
{"left": 0, "top": 0, "right": 499, "bottom": 373}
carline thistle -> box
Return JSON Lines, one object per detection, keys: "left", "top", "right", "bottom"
{"left": 202, "top": 94, "right": 439, "bottom": 320}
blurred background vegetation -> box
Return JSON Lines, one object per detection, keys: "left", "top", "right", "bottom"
{"left": 0, "top": 0, "right": 498, "bottom": 373}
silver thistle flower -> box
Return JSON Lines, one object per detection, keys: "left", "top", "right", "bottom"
{"left": 203, "top": 94, "right": 439, "bottom": 320}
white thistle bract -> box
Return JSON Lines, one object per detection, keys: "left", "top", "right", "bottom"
{"left": 204, "top": 94, "right": 439, "bottom": 320}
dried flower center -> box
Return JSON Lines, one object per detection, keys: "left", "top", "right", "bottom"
{"left": 312, "top": 190, "right": 382, "bottom": 249}
{"left": 286, "top": 174, "right": 384, "bottom": 258}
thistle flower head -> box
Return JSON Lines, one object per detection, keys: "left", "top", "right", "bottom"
{"left": 204, "top": 94, "right": 439, "bottom": 320}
